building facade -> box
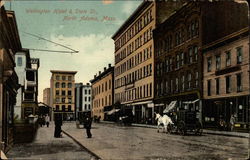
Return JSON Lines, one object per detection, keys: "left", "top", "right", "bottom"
{"left": 90, "top": 64, "right": 114, "bottom": 120}
{"left": 14, "top": 49, "right": 30, "bottom": 120}
{"left": 154, "top": 2, "right": 202, "bottom": 120}
{"left": 112, "top": 1, "right": 185, "bottom": 124}
{"left": 50, "top": 70, "right": 77, "bottom": 121}
{"left": 21, "top": 58, "right": 39, "bottom": 119}
{"left": 153, "top": 1, "right": 248, "bottom": 126}
{"left": 203, "top": 28, "right": 249, "bottom": 130}
{"left": 0, "top": 8, "right": 22, "bottom": 151}
{"left": 43, "top": 88, "right": 50, "bottom": 106}
{"left": 75, "top": 83, "right": 92, "bottom": 120}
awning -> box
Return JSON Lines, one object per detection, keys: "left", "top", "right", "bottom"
{"left": 127, "top": 100, "right": 153, "bottom": 106}
{"left": 154, "top": 103, "right": 164, "bottom": 106}
{"left": 107, "top": 109, "right": 120, "bottom": 115}
{"left": 163, "top": 101, "right": 177, "bottom": 113}
{"left": 183, "top": 99, "right": 199, "bottom": 104}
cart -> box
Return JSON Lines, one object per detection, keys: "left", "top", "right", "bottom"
{"left": 164, "top": 100, "right": 203, "bottom": 136}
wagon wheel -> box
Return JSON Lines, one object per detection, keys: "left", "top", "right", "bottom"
{"left": 195, "top": 122, "right": 203, "bottom": 136}
{"left": 178, "top": 121, "right": 186, "bottom": 136}
{"left": 167, "top": 124, "right": 173, "bottom": 134}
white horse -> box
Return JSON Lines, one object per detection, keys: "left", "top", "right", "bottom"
{"left": 155, "top": 113, "right": 174, "bottom": 133}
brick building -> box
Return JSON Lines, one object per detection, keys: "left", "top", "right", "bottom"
{"left": 90, "top": 64, "right": 114, "bottom": 120}
{"left": 50, "top": 70, "right": 77, "bottom": 121}
{"left": 203, "top": 28, "right": 249, "bottom": 130}
{"left": 112, "top": 1, "right": 185, "bottom": 124}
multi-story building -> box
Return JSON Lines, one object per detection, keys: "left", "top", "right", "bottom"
{"left": 50, "top": 70, "right": 77, "bottom": 121}
{"left": 22, "top": 58, "right": 40, "bottom": 118}
{"left": 0, "top": 7, "right": 22, "bottom": 152}
{"left": 43, "top": 88, "right": 50, "bottom": 106}
{"left": 90, "top": 64, "right": 114, "bottom": 120}
{"left": 75, "top": 83, "right": 92, "bottom": 120}
{"left": 112, "top": 1, "right": 185, "bottom": 123}
{"left": 153, "top": 1, "right": 248, "bottom": 126}
{"left": 203, "top": 28, "right": 249, "bottom": 130}
{"left": 15, "top": 49, "right": 31, "bottom": 120}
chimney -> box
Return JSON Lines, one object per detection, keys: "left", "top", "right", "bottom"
{"left": 104, "top": 67, "right": 107, "bottom": 71}
{"left": 108, "top": 63, "right": 111, "bottom": 68}
{"left": 99, "top": 71, "right": 101, "bottom": 75}
{"left": 94, "top": 75, "right": 96, "bottom": 78}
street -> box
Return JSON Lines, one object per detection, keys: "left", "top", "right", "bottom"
{"left": 63, "top": 122, "right": 248, "bottom": 160}
{"left": 6, "top": 123, "right": 97, "bottom": 160}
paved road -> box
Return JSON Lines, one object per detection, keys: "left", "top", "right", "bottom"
{"left": 63, "top": 122, "right": 248, "bottom": 160}
{"left": 7, "top": 123, "right": 97, "bottom": 160}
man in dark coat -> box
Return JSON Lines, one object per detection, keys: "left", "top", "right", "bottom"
{"left": 84, "top": 115, "right": 92, "bottom": 138}
{"left": 54, "top": 114, "right": 62, "bottom": 138}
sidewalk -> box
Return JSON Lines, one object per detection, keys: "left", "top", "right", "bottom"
{"left": 7, "top": 123, "right": 96, "bottom": 160}
{"left": 102, "top": 121, "right": 249, "bottom": 138}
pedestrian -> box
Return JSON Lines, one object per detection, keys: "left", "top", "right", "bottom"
{"left": 230, "top": 113, "right": 236, "bottom": 131}
{"left": 84, "top": 115, "right": 92, "bottom": 138}
{"left": 54, "top": 113, "right": 62, "bottom": 138}
{"left": 45, "top": 114, "right": 50, "bottom": 127}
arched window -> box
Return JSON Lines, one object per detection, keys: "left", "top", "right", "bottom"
{"left": 55, "top": 82, "right": 60, "bottom": 88}
{"left": 62, "top": 83, "right": 66, "bottom": 88}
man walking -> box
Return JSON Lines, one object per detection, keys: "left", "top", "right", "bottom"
{"left": 84, "top": 115, "right": 92, "bottom": 138}
{"left": 45, "top": 114, "right": 50, "bottom": 127}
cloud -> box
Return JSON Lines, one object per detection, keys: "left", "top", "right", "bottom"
{"left": 35, "top": 34, "right": 114, "bottom": 101}
{"left": 122, "top": 1, "right": 137, "bottom": 15}
{"left": 102, "top": 0, "right": 114, "bottom": 5}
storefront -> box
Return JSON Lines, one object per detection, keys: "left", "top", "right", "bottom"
{"left": 203, "top": 95, "right": 250, "bottom": 130}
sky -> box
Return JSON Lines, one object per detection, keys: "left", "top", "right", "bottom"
{"left": 3, "top": 0, "right": 142, "bottom": 102}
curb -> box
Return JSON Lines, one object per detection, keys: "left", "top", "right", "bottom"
{"left": 100, "top": 121, "right": 249, "bottom": 138}
{"left": 62, "top": 130, "right": 102, "bottom": 160}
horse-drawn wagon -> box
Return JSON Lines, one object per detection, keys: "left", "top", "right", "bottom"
{"left": 156, "top": 100, "right": 203, "bottom": 136}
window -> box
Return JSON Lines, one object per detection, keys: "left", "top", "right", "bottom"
{"left": 194, "top": 46, "right": 198, "bottom": 61}
{"left": 195, "top": 71, "right": 198, "bottom": 88}
{"left": 216, "top": 78, "right": 220, "bottom": 95}
{"left": 226, "top": 51, "right": 231, "bottom": 67}
{"left": 236, "top": 47, "right": 242, "bottom": 64}
{"left": 62, "top": 98, "right": 65, "bottom": 103}
{"left": 61, "top": 83, "right": 66, "bottom": 88}
{"left": 17, "top": 57, "right": 22, "bottom": 66}
{"left": 62, "top": 90, "right": 66, "bottom": 96}
{"left": 68, "top": 98, "right": 72, "bottom": 103}
{"left": 175, "top": 78, "right": 179, "bottom": 92}
{"left": 180, "top": 52, "right": 184, "bottom": 66}
{"left": 68, "top": 105, "right": 71, "bottom": 111}
{"left": 226, "top": 76, "right": 231, "bottom": 93}
{"left": 85, "top": 97, "right": 87, "bottom": 101}
{"left": 68, "top": 76, "right": 72, "bottom": 81}
{"left": 207, "top": 80, "right": 211, "bottom": 96}
{"left": 89, "top": 89, "right": 91, "bottom": 94}
{"left": 188, "top": 73, "right": 192, "bottom": 89}
{"left": 188, "top": 47, "right": 193, "bottom": 64}
{"left": 62, "top": 105, "right": 65, "bottom": 111}
{"left": 207, "top": 57, "right": 212, "bottom": 72}
{"left": 62, "top": 76, "right": 66, "bottom": 80}
{"left": 85, "top": 89, "right": 87, "bottom": 94}
{"left": 68, "top": 83, "right": 72, "bottom": 88}
{"left": 88, "top": 97, "right": 91, "bottom": 102}
{"left": 176, "top": 54, "right": 180, "bottom": 69}
{"left": 85, "top": 104, "right": 87, "bottom": 110}
{"left": 56, "top": 75, "right": 60, "bottom": 80}
{"left": 68, "top": 90, "right": 72, "bottom": 96}
{"left": 88, "top": 104, "right": 91, "bottom": 110}
{"left": 56, "top": 98, "right": 60, "bottom": 103}
{"left": 55, "top": 82, "right": 60, "bottom": 88}
{"left": 181, "top": 75, "right": 185, "bottom": 91}
{"left": 56, "top": 105, "right": 59, "bottom": 111}
{"left": 56, "top": 90, "right": 59, "bottom": 95}
{"left": 237, "top": 73, "right": 242, "bottom": 92}
{"left": 215, "top": 55, "right": 221, "bottom": 70}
